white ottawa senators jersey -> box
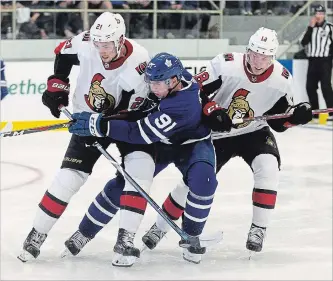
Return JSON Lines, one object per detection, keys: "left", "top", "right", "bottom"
{"left": 196, "top": 52, "right": 294, "bottom": 139}
{"left": 54, "top": 31, "right": 150, "bottom": 114}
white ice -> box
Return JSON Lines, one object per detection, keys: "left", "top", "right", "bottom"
{"left": 1, "top": 126, "right": 332, "bottom": 280}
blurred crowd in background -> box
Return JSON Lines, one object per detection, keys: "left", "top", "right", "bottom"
{"left": 1, "top": 0, "right": 332, "bottom": 39}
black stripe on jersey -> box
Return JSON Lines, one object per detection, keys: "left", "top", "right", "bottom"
{"left": 322, "top": 33, "right": 329, "bottom": 57}
{"left": 202, "top": 76, "right": 222, "bottom": 97}
{"left": 308, "top": 22, "right": 333, "bottom": 58}
{"left": 314, "top": 28, "right": 319, "bottom": 56}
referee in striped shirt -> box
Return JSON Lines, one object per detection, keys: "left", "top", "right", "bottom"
{"left": 301, "top": 5, "right": 333, "bottom": 119}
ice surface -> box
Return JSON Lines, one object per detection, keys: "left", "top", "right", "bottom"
{"left": 1, "top": 127, "right": 332, "bottom": 280}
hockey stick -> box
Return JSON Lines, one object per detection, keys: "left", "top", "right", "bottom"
{"left": 0, "top": 121, "right": 72, "bottom": 138}
{"left": 232, "top": 108, "right": 333, "bottom": 124}
{"left": 60, "top": 107, "right": 223, "bottom": 248}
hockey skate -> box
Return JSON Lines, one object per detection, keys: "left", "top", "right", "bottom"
{"left": 246, "top": 223, "right": 266, "bottom": 253}
{"left": 142, "top": 223, "right": 167, "bottom": 250}
{"left": 17, "top": 228, "right": 47, "bottom": 262}
{"left": 179, "top": 236, "right": 206, "bottom": 264}
{"left": 112, "top": 228, "right": 140, "bottom": 267}
{"left": 61, "top": 230, "right": 91, "bottom": 258}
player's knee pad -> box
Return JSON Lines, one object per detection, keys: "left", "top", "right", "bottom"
{"left": 251, "top": 154, "right": 279, "bottom": 209}
{"left": 252, "top": 154, "right": 279, "bottom": 190}
{"left": 102, "top": 174, "right": 125, "bottom": 208}
{"left": 123, "top": 151, "right": 155, "bottom": 193}
{"left": 48, "top": 168, "right": 89, "bottom": 202}
{"left": 187, "top": 162, "right": 218, "bottom": 197}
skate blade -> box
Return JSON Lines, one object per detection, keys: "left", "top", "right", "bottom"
{"left": 17, "top": 250, "right": 35, "bottom": 263}
{"left": 199, "top": 231, "right": 223, "bottom": 248}
{"left": 112, "top": 253, "right": 138, "bottom": 267}
{"left": 248, "top": 250, "right": 257, "bottom": 260}
{"left": 183, "top": 251, "right": 201, "bottom": 264}
{"left": 180, "top": 231, "right": 223, "bottom": 249}
{"left": 60, "top": 248, "right": 73, "bottom": 258}
{"left": 140, "top": 244, "right": 148, "bottom": 253}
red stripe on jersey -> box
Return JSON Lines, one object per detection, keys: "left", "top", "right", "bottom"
{"left": 163, "top": 196, "right": 183, "bottom": 219}
{"left": 54, "top": 41, "right": 66, "bottom": 55}
{"left": 40, "top": 194, "right": 67, "bottom": 216}
{"left": 120, "top": 195, "right": 147, "bottom": 211}
{"left": 252, "top": 191, "right": 277, "bottom": 207}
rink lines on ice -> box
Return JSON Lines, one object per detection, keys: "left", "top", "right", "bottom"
{"left": 0, "top": 161, "right": 43, "bottom": 191}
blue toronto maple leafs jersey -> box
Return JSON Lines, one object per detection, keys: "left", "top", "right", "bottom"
{"left": 0, "top": 59, "right": 8, "bottom": 100}
{"left": 106, "top": 75, "right": 211, "bottom": 145}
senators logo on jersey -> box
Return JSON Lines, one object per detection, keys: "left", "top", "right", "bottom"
{"left": 135, "top": 62, "right": 147, "bottom": 75}
{"left": 84, "top": 73, "right": 115, "bottom": 113}
{"left": 227, "top": 88, "right": 254, "bottom": 129}
{"left": 82, "top": 31, "right": 90, "bottom": 42}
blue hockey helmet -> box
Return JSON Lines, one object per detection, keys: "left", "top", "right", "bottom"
{"left": 144, "top": 52, "right": 184, "bottom": 83}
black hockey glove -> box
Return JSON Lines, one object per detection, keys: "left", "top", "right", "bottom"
{"left": 42, "top": 75, "right": 70, "bottom": 118}
{"left": 202, "top": 101, "right": 232, "bottom": 132}
{"left": 288, "top": 102, "right": 312, "bottom": 125}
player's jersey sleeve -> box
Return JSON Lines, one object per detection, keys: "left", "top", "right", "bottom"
{"left": 106, "top": 106, "right": 191, "bottom": 144}
{"left": 54, "top": 31, "right": 89, "bottom": 57}
{"left": 194, "top": 54, "right": 224, "bottom": 96}
{"left": 119, "top": 48, "right": 151, "bottom": 111}
{"left": 53, "top": 31, "right": 89, "bottom": 78}
{"left": 265, "top": 69, "right": 295, "bottom": 132}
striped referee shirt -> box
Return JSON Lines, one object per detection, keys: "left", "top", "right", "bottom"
{"left": 301, "top": 20, "right": 333, "bottom": 58}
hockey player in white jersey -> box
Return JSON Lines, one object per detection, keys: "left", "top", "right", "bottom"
{"left": 141, "top": 27, "right": 313, "bottom": 253}
{"left": 18, "top": 12, "right": 155, "bottom": 262}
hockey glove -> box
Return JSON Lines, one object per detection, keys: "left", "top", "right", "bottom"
{"left": 287, "top": 102, "right": 312, "bottom": 125}
{"left": 69, "top": 112, "right": 108, "bottom": 137}
{"left": 42, "top": 75, "right": 70, "bottom": 118}
{"left": 203, "top": 101, "right": 232, "bottom": 132}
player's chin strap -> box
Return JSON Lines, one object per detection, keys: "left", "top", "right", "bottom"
{"left": 59, "top": 106, "right": 223, "bottom": 248}
{"left": 232, "top": 108, "right": 333, "bottom": 125}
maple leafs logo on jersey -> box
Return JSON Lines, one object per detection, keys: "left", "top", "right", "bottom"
{"left": 84, "top": 73, "right": 115, "bottom": 113}
{"left": 227, "top": 88, "right": 254, "bottom": 129}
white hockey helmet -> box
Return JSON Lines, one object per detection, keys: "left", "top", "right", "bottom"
{"left": 247, "top": 27, "right": 279, "bottom": 57}
{"left": 90, "top": 12, "right": 126, "bottom": 55}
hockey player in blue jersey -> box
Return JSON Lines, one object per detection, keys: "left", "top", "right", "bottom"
{"left": 0, "top": 59, "right": 8, "bottom": 100}
{"left": 68, "top": 52, "right": 219, "bottom": 265}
